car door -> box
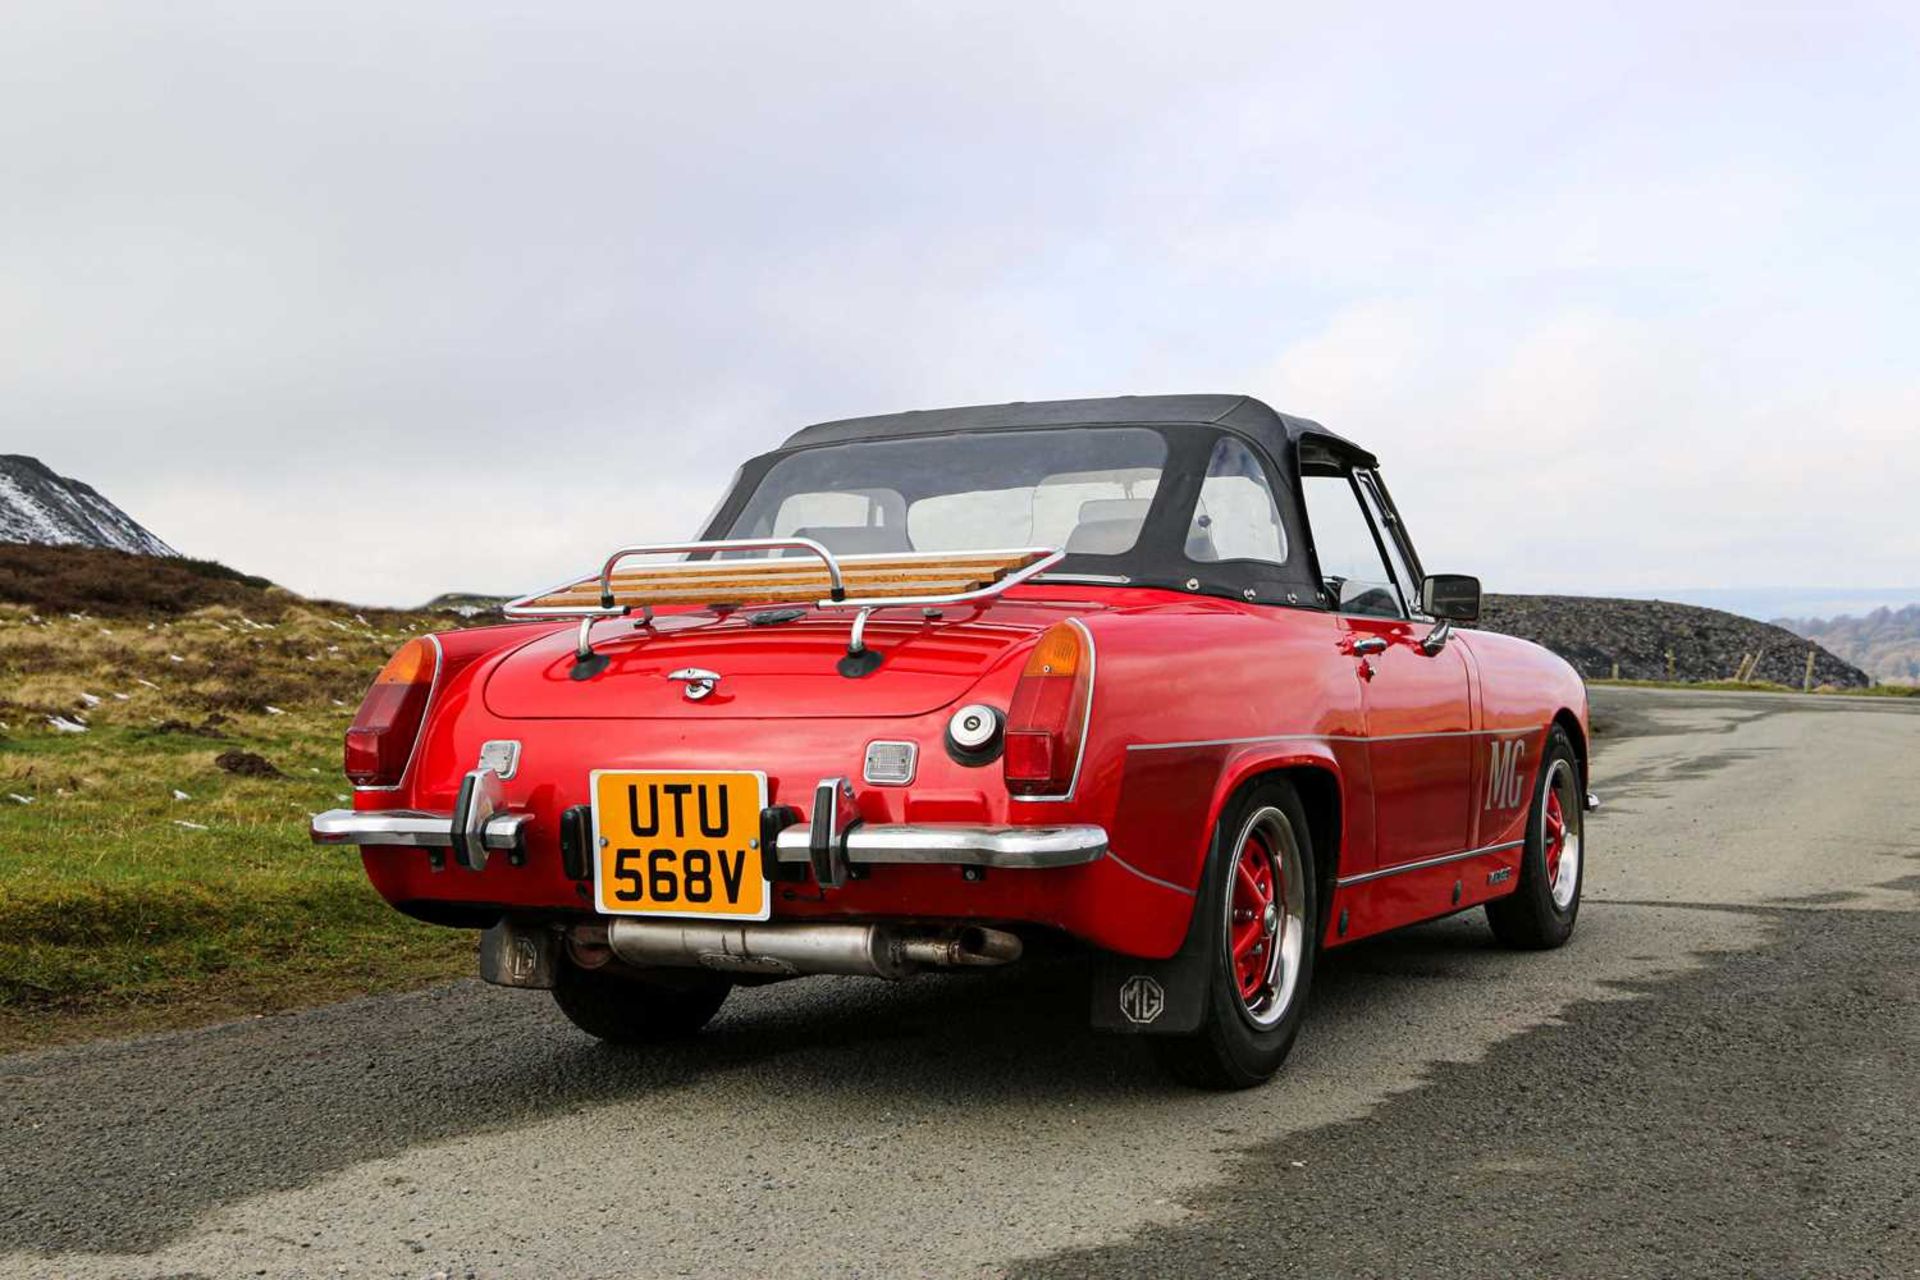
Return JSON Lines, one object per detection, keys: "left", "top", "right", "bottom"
{"left": 1300, "top": 464, "right": 1475, "bottom": 866}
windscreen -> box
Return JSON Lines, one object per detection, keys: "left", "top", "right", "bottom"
{"left": 720, "top": 428, "right": 1169, "bottom": 557}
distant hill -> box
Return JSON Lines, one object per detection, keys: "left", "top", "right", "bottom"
{"left": 421, "top": 592, "right": 509, "bottom": 617}
{"left": 1777, "top": 605, "right": 1920, "bottom": 686}
{"left": 1480, "top": 595, "right": 1871, "bottom": 689}
{"left": 0, "top": 544, "right": 282, "bottom": 618}
{"left": 0, "top": 545, "right": 1884, "bottom": 691}
{"left": 0, "top": 456, "right": 175, "bottom": 557}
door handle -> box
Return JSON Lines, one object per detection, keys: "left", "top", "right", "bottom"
{"left": 1348, "top": 636, "right": 1388, "bottom": 657}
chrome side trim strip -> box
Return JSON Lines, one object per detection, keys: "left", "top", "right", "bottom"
{"left": 1104, "top": 849, "right": 1198, "bottom": 897}
{"left": 310, "top": 808, "right": 530, "bottom": 852}
{"left": 773, "top": 822, "right": 1107, "bottom": 869}
{"left": 1334, "top": 839, "right": 1523, "bottom": 887}
{"left": 1126, "top": 724, "right": 1549, "bottom": 752}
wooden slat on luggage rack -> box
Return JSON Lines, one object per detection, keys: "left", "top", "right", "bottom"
{"left": 515, "top": 549, "right": 1047, "bottom": 612}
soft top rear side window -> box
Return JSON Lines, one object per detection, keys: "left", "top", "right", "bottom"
{"left": 1186, "top": 436, "right": 1288, "bottom": 566}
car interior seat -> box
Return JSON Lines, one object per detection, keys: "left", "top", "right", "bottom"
{"left": 789, "top": 525, "right": 913, "bottom": 555}
{"left": 1065, "top": 498, "right": 1152, "bottom": 555}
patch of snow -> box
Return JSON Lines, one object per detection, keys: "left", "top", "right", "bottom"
{"left": 172, "top": 820, "right": 209, "bottom": 831}
{"left": 167, "top": 654, "right": 184, "bottom": 663}
{"left": 0, "top": 456, "right": 177, "bottom": 555}
{"left": 136, "top": 678, "right": 160, "bottom": 689}
{"left": 7, "top": 793, "right": 32, "bottom": 805}
{"left": 172, "top": 789, "right": 191, "bottom": 801}
{"left": 46, "top": 716, "right": 88, "bottom": 733}
{"left": 264, "top": 705, "right": 286, "bottom": 716}
{"left": 78, "top": 692, "right": 102, "bottom": 707}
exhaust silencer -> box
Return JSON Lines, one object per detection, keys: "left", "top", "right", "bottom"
{"left": 596, "top": 918, "right": 1022, "bottom": 979}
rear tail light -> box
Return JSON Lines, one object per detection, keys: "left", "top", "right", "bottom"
{"left": 345, "top": 636, "right": 440, "bottom": 788}
{"left": 1003, "top": 620, "right": 1094, "bottom": 797}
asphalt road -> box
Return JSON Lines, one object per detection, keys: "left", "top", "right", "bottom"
{"left": 2, "top": 686, "right": 1915, "bottom": 1279}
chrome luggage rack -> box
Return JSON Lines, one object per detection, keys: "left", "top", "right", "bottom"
{"left": 502, "top": 538, "right": 1064, "bottom": 676}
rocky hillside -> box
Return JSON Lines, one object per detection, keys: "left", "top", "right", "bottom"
{"left": 1479, "top": 595, "right": 1871, "bottom": 689}
{"left": 1778, "top": 605, "right": 1920, "bottom": 685}
{"left": 0, "top": 456, "right": 175, "bottom": 557}
{"left": 420, "top": 592, "right": 510, "bottom": 617}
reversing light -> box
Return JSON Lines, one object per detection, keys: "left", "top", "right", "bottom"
{"left": 1003, "top": 620, "right": 1093, "bottom": 797}
{"left": 344, "top": 636, "right": 440, "bottom": 788}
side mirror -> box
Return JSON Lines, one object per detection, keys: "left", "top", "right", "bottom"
{"left": 1420, "top": 574, "right": 1481, "bottom": 623}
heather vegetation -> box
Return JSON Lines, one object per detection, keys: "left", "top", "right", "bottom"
{"left": 0, "top": 553, "right": 475, "bottom": 1049}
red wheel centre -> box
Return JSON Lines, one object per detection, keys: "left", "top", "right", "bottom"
{"left": 1231, "top": 833, "right": 1281, "bottom": 1003}
{"left": 1544, "top": 788, "right": 1567, "bottom": 883}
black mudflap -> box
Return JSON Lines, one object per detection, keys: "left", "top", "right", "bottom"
{"left": 1089, "top": 902, "right": 1212, "bottom": 1036}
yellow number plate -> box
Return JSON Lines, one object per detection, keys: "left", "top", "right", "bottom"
{"left": 590, "top": 770, "right": 769, "bottom": 920}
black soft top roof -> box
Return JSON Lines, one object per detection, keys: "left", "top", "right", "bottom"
{"left": 777, "top": 394, "right": 1376, "bottom": 469}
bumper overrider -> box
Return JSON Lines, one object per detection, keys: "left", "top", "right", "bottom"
{"left": 310, "top": 768, "right": 1110, "bottom": 879}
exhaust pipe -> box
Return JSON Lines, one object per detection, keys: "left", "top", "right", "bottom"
{"left": 592, "top": 918, "right": 1023, "bottom": 979}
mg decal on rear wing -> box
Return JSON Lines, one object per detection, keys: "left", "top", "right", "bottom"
{"left": 1486, "top": 738, "right": 1529, "bottom": 811}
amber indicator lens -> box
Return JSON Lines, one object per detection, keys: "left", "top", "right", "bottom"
{"left": 344, "top": 637, "right": 438, "bottom": 788}
{"left": 1004, "top": 622, "right": 1092, "bottom": 795}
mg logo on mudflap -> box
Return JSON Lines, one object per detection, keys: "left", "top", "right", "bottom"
{"left": 1119, "top": 975, "right": 1166, "bottom": 1026}
{"left": 510, "top": 935, "right": 541, "bottom": 983}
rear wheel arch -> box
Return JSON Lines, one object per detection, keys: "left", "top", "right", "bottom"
{"left": 1208, "top": 762, "right": 1342, "bottom": 928}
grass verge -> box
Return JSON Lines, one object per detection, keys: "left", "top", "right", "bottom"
{"left": 0, "top": 599, "right": 475, "bottom": 1052}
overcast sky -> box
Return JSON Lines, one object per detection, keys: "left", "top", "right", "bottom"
{"left": 5, "top": 2, "right": 1916, "bottom": 606}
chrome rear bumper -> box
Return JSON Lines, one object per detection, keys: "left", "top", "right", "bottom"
{"left": 310, "top": 807, "right": 530, "bottom": 851}
{"left": 311, "top": 766, "right": 527, "bottom": 871}
{"left": 771, "top": 822, "right": 1107, "bottom": 868}
{"left": 315, "top": 767, "right": 1107, "bottom": 880}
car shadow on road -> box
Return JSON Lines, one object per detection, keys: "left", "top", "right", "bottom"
{"left": 1, "top": 912, "right": 1524, "bottom": 1257}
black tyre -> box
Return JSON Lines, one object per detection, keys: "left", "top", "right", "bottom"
{"left": 1153, "top": 779, "right": 1319, "bottom": 1090}
{"left": 551, "top": 961, "right": 732, "bottom": 1046}
{"left": 1486, "top": 725, "right": 1584, "bottom": 949}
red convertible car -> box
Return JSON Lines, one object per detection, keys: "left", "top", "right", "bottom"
{"left": 313, "top": 394, "right": 1593, "bottom": 1088}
